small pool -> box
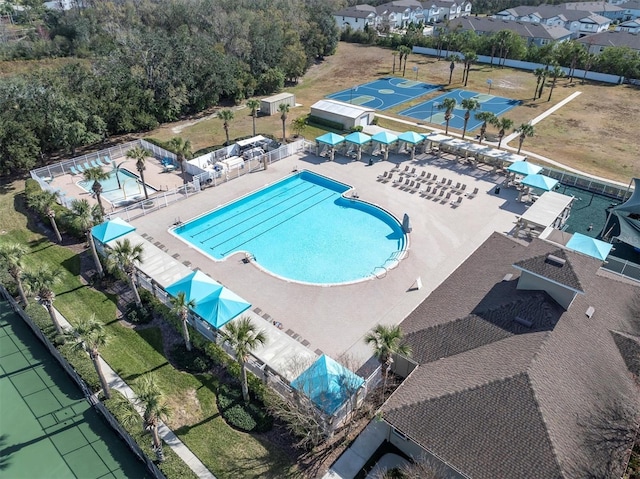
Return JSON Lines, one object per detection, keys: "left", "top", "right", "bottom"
{"left": 77, "top": 169, "right": 156, "bottom": 204}
{"left": 173, "top": 171, "right": 407, "bottom": 284}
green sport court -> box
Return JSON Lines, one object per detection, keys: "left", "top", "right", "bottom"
{"left": 399, "top": 89, "right": 521, "bottom": 131}
{"left": 0, "top": 300, "right": 151, "bottom": 479}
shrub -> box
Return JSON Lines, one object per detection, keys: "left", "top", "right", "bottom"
{"left": 170, "top": 344, "right": 212, "bottom": 373}
{"left": 125, "top": 303, "right": 153, "bottom": 324}
{"left": 217, "top": 384, "right": 273, "bottom": 433}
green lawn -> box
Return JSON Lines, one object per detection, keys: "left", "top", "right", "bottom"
{"left": 0, "top": 182, "right": 298, "bottom": 479}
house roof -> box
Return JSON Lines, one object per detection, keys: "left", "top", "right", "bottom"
{"left": 578, "top": 30, "right": 640, "bottom": 50}
{"left": 495, "top": 4, "right": 610, "bottom": 23}
{"left": 334, "top": 5, "right": 377, "bottom": 18}
{"left": 622, "top": 0, "right": 640, "bottom": 10}
{"left": 562, "top": 1, "right": 624, "bottom": 12}
{"left": 383, "top": 232, "right": 640, "bottom": 479}
{"left": 513, "top": 248, "right": 584, "bottom": 292}
{"left": 310, "top": 99, "right": 374, "bottom": 119}
{"left": 448, "top": 17, "right": 573, "bottom": 40}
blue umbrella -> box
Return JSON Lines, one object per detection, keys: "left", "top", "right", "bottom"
{"left": 398, "top": 131, "right": 425, "bottom": 144}
{"left": 566, "top": 233, "right": 612, "bottom": 261}
{"left": 194, "top": 287, "right": 251, "bottom": 329}
{"left": 507, "top": 161, "right": 543, "bottom": 176}
{"left": 521, "top": 174, "right": 558, "bottom": 192}
{"left": 316, "top": 132, "right": 345, "bottom": 146}
{"left": 371, "top": 131, "right": 398, "bottom": 145}
{"left": 344, "top": 132, "right": 372, "bottom": 145}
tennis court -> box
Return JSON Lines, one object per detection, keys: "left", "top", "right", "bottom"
{"left": 0, "top": 301, "right": 151, "bottom": 479}
{"left": 326, "top": 77, "right": 440, "bottom": 111}
{"left": 399, "top": 89, "right": 521, "bottom": 131}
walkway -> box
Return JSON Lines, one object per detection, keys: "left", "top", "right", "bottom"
{"left": 375, "top": 90, "right": 629, "bottom": 189}
{"left": 51, "top": 307, "right": 216, "bottom": 479}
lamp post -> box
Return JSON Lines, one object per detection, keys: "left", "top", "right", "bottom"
{"left": 487, "top": 78, "right": 493, "bottom": 95}
{"left": 413, "top": 66, "right": 419, "bottom": 80}
{"left": 430, "top": 102, "right": 440, "bottom": 123}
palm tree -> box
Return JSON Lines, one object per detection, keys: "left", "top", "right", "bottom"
{"left": 537, "top": 67, "right": 549, "bottom": 100}
{"left": 223, "top": 317, "right": 266, "bottom": 403}
{"left": 278, "top": 103, "right": 290, "bottom": 142}
{"left": 475, "top": 111, "right": 496, "bottom": 145}
{"left": 74, "top": 314, "right": 110, "bottom": 399}
{"left": 533, "top": 67, "right": 545, "bottom": 99}
{"left": 392, "top": 50, "right": 398, "bottom": 74}
{"left": 547, "top": 65, "right": 565, "bottom": 102}
{"left": 0, "top": 242, "right": 29, "bottom": 305}
{"left": 106, "top": 239, "right": 144, "bottom": 308}
{"left": 27, "top": 190, "right": 62, "bottom": 243}
{"left": 218, "top": 109, "right": 234, "bottom": 145}
{"left": 70, "top": 199, "right": 104, "bottom": 278}
{"left": 170, "top": 291, "right": 196, "bottom": 352}
{"left": 460, "top": 98, "right": 480, "bottom": 139}
{"left": 364, "top": 324, "right": 411, "bottom": 402}
{"left": 399, "top": 45, "right": 411, "bottom": 76}
{"left": 462, "top": 50, "right": 477, "bottom": 86}
{"left": 82, "top": 167, "right": 110, "bottom": 215}
{"left": 25, "top": 266, "right": 64, "bottom": 335}
{"left": 168, "top": 137, "right": 192, "bottom": 185}
{"left": 126, "top": 146, "right": 152, "bottom": 200}
{"left": 515, "top": 123, "right": 535, "bottom": 154}
{"left": 119, "top": 374, "right": 171, "bottom": 462}
{"left": 438, "top": 97, "right": 457, "bottom": 135}
{"left": 492, "top": 116, "right": 514, "bottom": 149}
{"left": 448, "top": 56, "right": 457, "bottom": 84}
{"left": 246, "top": 99, "right": 261, "bottom": 137}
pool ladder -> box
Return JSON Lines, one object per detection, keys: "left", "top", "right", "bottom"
{"left": 372, "top": 250, "right": 408, "bottom": 279}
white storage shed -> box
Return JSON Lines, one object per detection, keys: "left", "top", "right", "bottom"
{"left": 260, "top": 92, "right": 296, "bottom": 116}
{"left": 310, "top": 99, "right": 375, "bottom": 130}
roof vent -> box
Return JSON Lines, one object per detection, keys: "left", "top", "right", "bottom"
{"left": 546, "top": 254, "right": 566, "bottom": 266}
{"left": 502, "top": 273, "right": 514, "bottom": 282}
{"left": 585, "top": 306, "right": 595, "bottom": 318}
{"left": 514, "top": 316, "right": 533, "bottom": 328}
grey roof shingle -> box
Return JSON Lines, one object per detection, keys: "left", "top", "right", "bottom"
{"left": 611, "top": 330, "right": 640, "bottom": 377}
{"left": 448, "top": 16, "right": 573, "bottom": 40}
{"left": 578, "top": 30, "right": 640, "bottom": 50}
{"left": 383, "top": 232, "right": 640, "bottom": 478}
{"left": 513, "top": 248, "right": 584, "bottom": 292}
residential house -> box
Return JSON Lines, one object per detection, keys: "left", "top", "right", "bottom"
{"left": 448, "top": 16, "right": 573, "bottom": 46}
{"left": 578, "top": 29, "right": 640, "bottom": 52}
{"left": 380, "top": 232, "right": 640, "bottom": 479}
{"left": 617, "top": 18, "right": 640, "bottom": 32}
{"left": 333, "top": 5, "right": 378, "bottom": 31}
{"left": 376, "top": 0, "right": 425, "bottom": 29}
{"left": 494, "top": 5, "right": 611, "bottom": 38}
{"left": 562, "top": 1, "right": 625, "bottom": 21}
{"left": 619, "top": 0, "right": 640, "bottom": 21}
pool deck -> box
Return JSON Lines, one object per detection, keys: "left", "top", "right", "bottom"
{"left": 131, "top": 154, "right": 526, "bottom": 365}
{"left": 128, "top": 150, "right": 526, "bottom": 368}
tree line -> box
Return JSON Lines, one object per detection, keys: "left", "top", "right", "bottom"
{"left": 0, "top": 0, "right": 341, "bottom": 176}
{"left": 342, "top": 24, "right": 640, "bottom": 81}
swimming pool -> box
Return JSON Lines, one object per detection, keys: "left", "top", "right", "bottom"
{"left": 78, "top": 169, "right": 156, "bottom": 204}
{"left": 173, "top": 171, "right": 407, "bottom": 284}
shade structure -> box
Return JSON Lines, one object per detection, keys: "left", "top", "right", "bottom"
{"left": 165, "top": 270, "right": 251, "bottom": 329}
{"left": 195, "top": 288, "right": 251, "bottom": 329}
{"left": 566, "top": 233, "right": 612, "bottom": 261}
{"left": 371, "top": 131, "right": 398, "bottom": 145}
{"left": 291, "top": 355, "right": 364, "bottom": 415}
{"left": 316, "top": 132, "right": 345, "bottom": 146}
{"left": 521, "top": 174, "right": 559, "bottom": 192}
{"left": 165, "top": 270, "right": 218, "bottom": 303}
{"left": 507, "top": 161, "right": 543, "bottom": 176}
{"left": 398, "top": 131, "right": 424, "bottom": 144}
{"left": 91, "top": 217, "right": 135, "bottom": 244}
{"left": 344, "top": 132, "right": 372, "bottom": 145}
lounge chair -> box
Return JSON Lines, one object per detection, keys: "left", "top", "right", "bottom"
{"left": 75, "top": 164, "right": 85, "bottom": 173}
{"left": 410, "top": 167, "right": 416, "bottom": 177}
{"left": 445, "top": 192, "right": 452, "bottom": 201}
{"left": 438, "top": 189, "right": 444, "bottom": 197}
{"left": 468, "top": 187, "right": 479, "bottom": 198}
{"left": 423, "top": 186, "right": 432, "bottom": 197}
{"left": 408, "top": 180, "right": 415, "bottom": 190}
{"left": 82, "top": 162, "right": 91, "bottom": 171}
{"left": 403, "top": 165, "right": 410, "bottom": 173}
{"left": 451, "top": 196, "right": 463, "bottom": 208}
{"left": 461, "top": 184, "right": 467, "bottom": 192}
{"left": 70, "top": 166, "right": 79, "bottom": 175}
{"left": 426, "top": 172, "right": 432, "bottom": 180}
{"left": 419, "top": 171, "right": 426, "bottom": 180}
{"left": 455, "top": 182, "right": 461, "bottom": 190}
{"left": 432, "top": 174, "right": 438, "bottom": 183}
{"left": 90, "top": 159, "right": 100, "bottom": 168}
{"left": 95, "top": 157, "right": 107, "bottom": 167}
{"left": 441, "top": 177, "right": 447, "bottom": 185}
{"left": 377, "top": 171, "right": 389, "bottom": 181}
{"left": 447, "top": 179, "right": 452, "bottom": 186}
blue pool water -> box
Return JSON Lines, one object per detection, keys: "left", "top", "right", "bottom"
{"left": 173, "top": 171, "right": 407, "bottom": 284}
{"left": 78, "top": 169, "right": 156, "bottom": 204}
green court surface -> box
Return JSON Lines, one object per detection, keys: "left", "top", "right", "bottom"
{"left": 0, "top": 301, "right": 151, "bottom": 479}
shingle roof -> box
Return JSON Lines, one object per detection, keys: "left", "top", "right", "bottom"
{"left": 448, "top": 16, "right": 573, "bottom": 40}
{"left": 513, "top": 248, "right": 584, "bottom": 292}
{"left": 334, "top": 5, "right": 377, "bottom": 18}
{"left": 498, "top": 4, "right": 611, "bottom": 23}
{"left": 611, "top": 330, "right": 640, "bottom": 377}
{"left": 578, "top": 30, "right": 640, "bottom": 50}
{"left": 562, "top": 1, "right": 624, "bottom": 12}
{"left": 383, "top": 232, "right": 640, "bottom": 478}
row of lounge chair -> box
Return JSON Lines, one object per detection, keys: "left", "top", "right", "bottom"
{"left": 69, "top": 156, "right": 111, "bottom": 175}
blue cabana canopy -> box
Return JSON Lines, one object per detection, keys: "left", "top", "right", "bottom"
{"left": 344, "top": 132, "right": 372, "bottom": 145}
{"left": 398, "top": 131, "right": 424, "bottom": 144}
{"left": 165, "top": 271, "right": 251, "bottom": 329}
{"left": 566, "top": 233, "right": 612, "bottom": 261}
{"left": 316, "top": 132, "right": 345, "bottom": 146}
{"left": 91, "top": 217, "right": 135, "bottom": 244}
{"left": 521, "top": 174, "right": 559, "bottom": 192}
{"left": 291, "top": 355, "right": 364, "bottom": 415}
{"left": 371, "top": 131, "right": 398, "bottom": 145}
{"left": 507, "top": 161, "right": 543, "bottom": 176}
